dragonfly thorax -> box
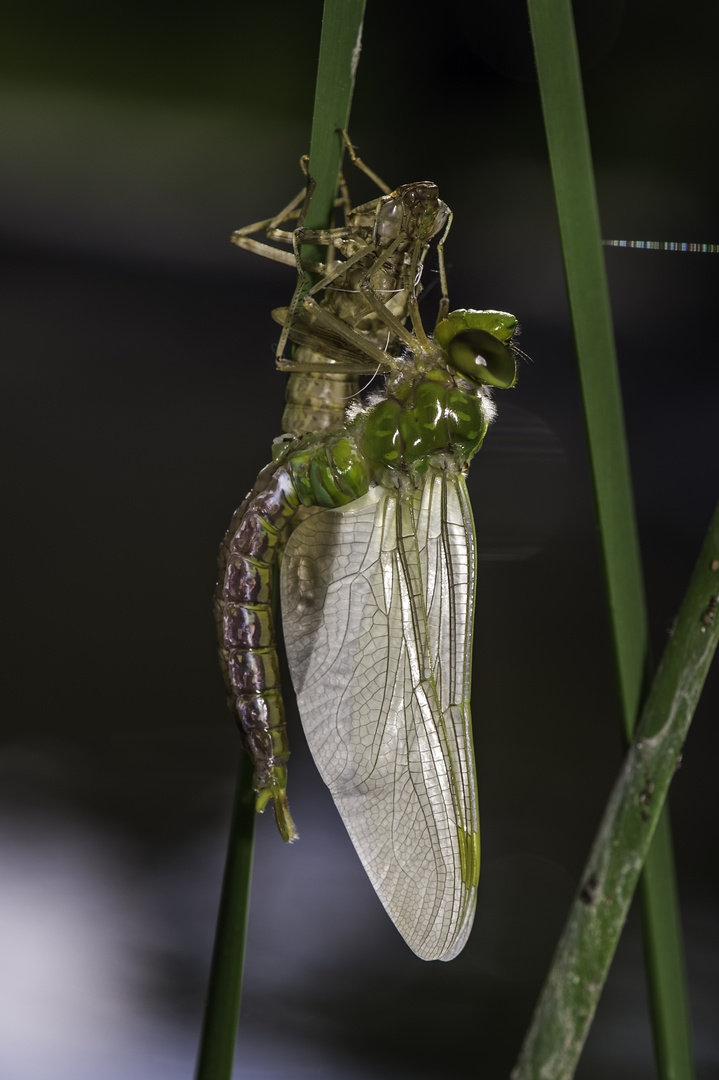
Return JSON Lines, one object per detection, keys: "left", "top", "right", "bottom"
{"left": 276, "top": 308, "right": 519, "bottom": 508}
{"left": 361, "top": 374, "right": 490, "bottom": 479}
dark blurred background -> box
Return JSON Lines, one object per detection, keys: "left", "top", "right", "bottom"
{"left": 2, "top": 1, "right": 718, "bottom": 1077}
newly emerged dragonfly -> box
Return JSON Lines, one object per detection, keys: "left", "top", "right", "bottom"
{"left": 216, "top": 166, "right": 520, "bottom": 961}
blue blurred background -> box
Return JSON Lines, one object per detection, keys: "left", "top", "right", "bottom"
{"left": 2, "top": 1, "right": 718, "bottom": 1077}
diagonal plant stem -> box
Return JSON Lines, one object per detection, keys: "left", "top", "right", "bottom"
{"left": 511, "top": 500, "right": 719, "bottom": 1079}
{"left": 525, "top": 1, "right": 696, "bottom": 1075}
{"left": 194, "top": 4, "right": 366, "bottom": 1078}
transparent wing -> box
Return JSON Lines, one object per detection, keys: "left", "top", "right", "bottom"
{"left": 280, "top": 470, "right": 479, "bottom": 961}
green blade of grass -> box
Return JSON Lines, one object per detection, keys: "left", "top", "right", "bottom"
{"left": 511, "top": 500, "right": 719, "bottom": 1079}
{"left": 195, "top": 751, "right": 256, "bottom": 1080}
{"left": 195, "top": 4, "right": 366, "bottom": 1078}
{"left": 524, "top": 1, "right": 695, "bottom": 1076}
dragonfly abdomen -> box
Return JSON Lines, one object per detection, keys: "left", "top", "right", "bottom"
{"left": 217, "top": 468, "right": 303, "bottom": 842}
{"left": 217, "top": 441, "right": 372, "bottom": 842}
{"left": 286, "top": 432, "right": 371, "bottom": 508}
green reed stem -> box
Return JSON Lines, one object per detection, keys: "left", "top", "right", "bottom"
{"left": 195, "top": 751, "right": 256, "bottom": 1080}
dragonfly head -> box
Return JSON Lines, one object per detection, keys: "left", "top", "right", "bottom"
{"left": 434, "top": 309, "right": 519, "bottom": 389}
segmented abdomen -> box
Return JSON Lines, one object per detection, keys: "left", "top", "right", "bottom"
{"left": 215, "top": 430, "right": 370, "bottom": 841}
{"left": 214, "top": 461, "right": 302, "bottom": 842}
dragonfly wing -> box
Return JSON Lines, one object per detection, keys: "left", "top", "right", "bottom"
{"left": 280, "top": 470, "right": 479, "bottom": 961}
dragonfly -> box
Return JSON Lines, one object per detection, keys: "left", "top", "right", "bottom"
{"left": 216, "top": 161, "right": 521, "bottom": 961}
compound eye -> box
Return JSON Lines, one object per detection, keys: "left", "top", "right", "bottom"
{"left": 447, "top": 328, "right": 517, "bottom": 388}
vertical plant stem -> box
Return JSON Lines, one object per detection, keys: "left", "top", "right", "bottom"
{"left": 195, "top": 751, "right": 256, "bottom": 1080}
{"left": 525, "top": 1, "right": 695, "bottom": 1076}
{"left": 528, "top": 0, "right": 647, "bottom": 722}
{"left": 196, "top": 4, "right": 366, "bottom": 1078}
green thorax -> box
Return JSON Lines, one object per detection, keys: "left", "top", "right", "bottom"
{"left": 361, "top": 362, "right": 489, "bottom": 478}
{"left": 284, "top": 308, "right": 518, "bottom": 509}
